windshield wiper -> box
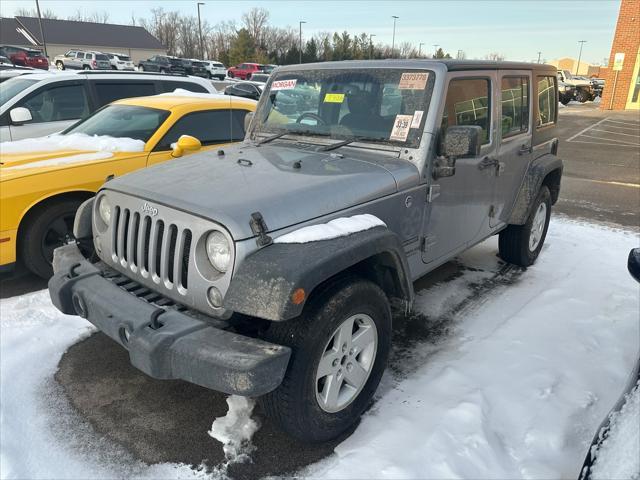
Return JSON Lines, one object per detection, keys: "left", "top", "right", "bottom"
{"left": 257, "top": 131, "right": 289, "bottom": 145}
{"left": 320, "top": 137, "right": 368, "bottom": 151}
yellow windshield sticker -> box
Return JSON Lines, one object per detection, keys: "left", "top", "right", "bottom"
{"left": 324, "top": 93, "right": 345, "bottom": 103}
{"left": 399, "top": 72, "right": 429, "bottom": 90}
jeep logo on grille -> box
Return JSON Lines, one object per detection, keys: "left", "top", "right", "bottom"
{"left": 141, "top": 202, "right": 158, "bottom": 217}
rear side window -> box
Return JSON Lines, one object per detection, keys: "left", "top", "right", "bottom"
{"left": 94, "top": 82, "right": 157, "bottom": 107}
{"left": 501, "top": 76, "right": 529, "bottom": 137}
{"left": 161, "top": 81, "right": 208, "bottom": 93}
{"left": 155, "top": 109, "right": 249, "bottom": 150}
{"left": 537, "top": 76, "right": 557, "bottom": 128}
{"left": 442, "top": 78, "right": 491, "bottom": 144}
{"left": 76, "top": 53, "right": 85, "bottom": 59}
{"left": 19, "top": 83, "right": 89, "bottom": 123}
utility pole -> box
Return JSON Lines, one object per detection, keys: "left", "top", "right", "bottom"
{"left": 576, "top": 40, "right": 587, "bottom": 75}
{"left": 299, "top": 21, "right": 306, "bottom": 64}
{"left": 35, "top": 0, "right": 48, "bottom": 59}
{"left": 370, "top": 34, "right": 376, "bottom": 59}
{"left": 391, "top": 16, "right": 399, "bottom": 58}
{"left": 457, "top": 49, "right": 463, "bottom": 59}
{"left": 433, "top": 44, "right": 440, "bottom": 58}
{"left": 418, "top": 42, "right": 425, "bottom": 57}
{"left": 537, "top": 51, "right": 542, "bottom": 63}
{"left": 197, "top": 2, "right": 205, "bottom": 59}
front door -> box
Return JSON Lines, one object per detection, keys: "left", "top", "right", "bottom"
{"left": 422, "top": 72, "right": 499, "bottom": 264}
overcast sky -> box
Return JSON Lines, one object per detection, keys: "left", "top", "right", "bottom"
{"left": 0, "top": 0, "right": 620, "bottom": 64}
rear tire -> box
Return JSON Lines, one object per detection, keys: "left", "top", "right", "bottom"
{"left": 82, "top": 65, "right": 90, "bottom": 70}
{"left": 259, "top": 277, "right": 392, "bottom": 442}
{"left": 499, "top": 185, "right": 551, "bottom": 267}
{"left": 56, "top": 61, "right": 65, "bottom": 70}
{"left": 19, "top": 199, "right": 83, "bottom": 279}
{"left": 576, "top": 89, "right": 590, "bottom": 103}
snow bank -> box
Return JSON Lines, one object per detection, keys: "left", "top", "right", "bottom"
{"left": 0, "top": 133, "right": 145, "bottom": 154}
{"left": 274, "top": 214, "right": 386, "bottom": 243}
{"left": 157, "top": 88, "right": 221, "bottom": 99}
{"left": 304, "top": 218, "right": 639, "bottom": 479}
{"left": 590, "top": 381, "right": 640, "bottom": 479}
{"left": 208, "top": 395, "right": 259, "bottom": 465}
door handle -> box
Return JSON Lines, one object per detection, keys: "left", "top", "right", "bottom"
{"left": 518, "top": 144, "right": 533, "bottom": 155}
{"left": 478, "top": 156, "right": 498, "bottom": 170}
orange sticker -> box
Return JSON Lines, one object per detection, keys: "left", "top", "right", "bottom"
{"left": 398, "top": 72, "right": 428, "bottom": 90}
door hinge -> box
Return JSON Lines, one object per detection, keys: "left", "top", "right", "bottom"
{"left": 427, "top": 184, "right": 441, "bottom": 203}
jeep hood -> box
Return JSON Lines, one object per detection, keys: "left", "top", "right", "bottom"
{"left": 105, "top": 143, "right": 419, "bottom": 240}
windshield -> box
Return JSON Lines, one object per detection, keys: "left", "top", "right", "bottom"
{"left": 26, "top": 50, "right": 42, "bottom": 58}
{"left": 253, "top": 68, "right": 433, "bottom": 148}
{"left": 63, "top": 105, "right": 170, "bottom": 143}
{"left": 0, "top": 77, "right": 38, "bottom": 107}
{"left": 118, "top": 55, "right": 131, "bottom": 61}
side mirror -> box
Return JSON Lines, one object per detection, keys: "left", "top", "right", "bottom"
{"left": 244, "top": 111, "right": 254, "bottom": 132}
{"left": 433, "top": 125, "right": 482, "bottom": 179}
{"left": 628, "top": 248, "right": 640, "bottom": 283}
{"left": 9, "top": 107, "right": 32, "bottom": 125}
{"left": 172, "top": 135, "right": 201, "bottom": 158}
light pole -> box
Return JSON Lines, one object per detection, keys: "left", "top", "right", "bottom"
{"left": 433, "top": 44, "right": 440, "bottom": 58}
{"left": 197, "top": 2, "right": 205, "bottom": 59}
{"left": 391, "top": 16, "right": 399, "bottom": 58}
{"left": 35, "top": 0, "right": 48, "bottom": 58}
{"left": 418, "top": 42, "right": 425, "bottom": 57}
{"left": 299, "top": 20, "right": 306, "bottom": 64}
{"left": 370, "top": 34, "right": 376, "bottom": 59}
{"left": 537, "top": 51, "right": 542, "bottom": 63}
{"left": 576, "top": 40, "right": 587, "bottom": 75}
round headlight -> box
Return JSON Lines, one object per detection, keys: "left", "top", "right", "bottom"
{"left": 206, "top": 231, "right": 231, "bottom": 273}
{"left": 98, "top": 196, "right": 112, "bottom": 224}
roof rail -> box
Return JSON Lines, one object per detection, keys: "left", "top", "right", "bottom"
{"left": 79, "top": 70, "right": 189, "bottom": 78}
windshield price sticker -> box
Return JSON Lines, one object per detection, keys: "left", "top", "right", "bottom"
{"left": 399, "top": 72, "right": 429, "bottom": 90}
{"left": 324, "top": 93, "right": 345, "bottom": 103}
{"left": 390, "top": 115, "right": 413, "bottom": 141}
{"left": 271, "top": 79, "right": 297, "bottom": 91}
{"left": 411, "top": 110, "right": 424, "bottom": 129}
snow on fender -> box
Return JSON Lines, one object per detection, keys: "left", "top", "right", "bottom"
{"left": 274, "top": 214, "right": 386, "bottom": 244}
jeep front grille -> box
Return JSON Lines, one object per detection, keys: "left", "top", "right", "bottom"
{"left": 112, "top": 206, "right": 192, "bottom": 292}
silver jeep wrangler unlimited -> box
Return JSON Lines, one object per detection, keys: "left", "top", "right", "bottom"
{"left": 49, "top": 60, "right": 562, "bottom": 442}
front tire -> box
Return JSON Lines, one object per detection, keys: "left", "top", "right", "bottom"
{"left": 260, "top": 277, "right": 392, "bottom": 442}
{"left": 576, "top": 89, "right": 590, "bottom": 103}
{"left": 19, "top": 199, "right": 82, "bottom": 279}
{"left": 56, "top": 61, "right": 65, "bottom": 70}
{"left": 499, "top": 185, "right": 551, "bottom": 267}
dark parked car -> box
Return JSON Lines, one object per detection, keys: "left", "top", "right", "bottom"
{"left": 181, "top": 59, "right": 208, "bottom": 77}
{"left": 138, "top": 55, "right": 185, "bottom": 74}
{"left": 558, "top": 81, "right": 576, "bottom": 105}
{"left": 0, "top": 45, "right": 48, "bottom": 70}
{"left": 224, "top": 81, "right": 262, "bottom": 100}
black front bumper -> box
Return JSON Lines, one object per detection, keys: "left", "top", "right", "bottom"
{"left": 48, "top": 243, "right": 291, "bottom": 396}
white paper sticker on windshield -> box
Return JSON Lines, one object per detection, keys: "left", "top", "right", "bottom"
{"left": 390, "top": 115, "right": 413, "bottom": 141}
{"left": 398, "top": 72, "right": 428, "bottom": 90}
{"left": 271, "top": 79, "right": 297, "bottom": 90}
{"left": 411, "top": 110, "right": 424, "bottom": 128}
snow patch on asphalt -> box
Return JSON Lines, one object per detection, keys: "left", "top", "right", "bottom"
{"left": 274, "top": 214, "right": 386, "bottom": 243}
{"left": 1, "top": 133, "right": 145, "bottom": 154}
{"left": 208, "top": 396, "right": 259, "bottom": 465}
{"left": 590, "top": 381, "right": 640, "bottom": 479}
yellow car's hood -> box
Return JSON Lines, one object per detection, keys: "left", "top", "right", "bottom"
{"left": 0, "top": 150, "right": 128, "bottom": 181}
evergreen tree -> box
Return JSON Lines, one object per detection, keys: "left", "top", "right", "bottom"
{"left": 228, "top": 28, "right": 255, "bottom": 65}
{"left": 304, "top": 38, "right": 318, "bottom": 63}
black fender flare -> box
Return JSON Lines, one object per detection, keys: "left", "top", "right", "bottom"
{"left": 224, "top": 227, "right": 414, "bottom": 321}
{"left": 508, "top": 153, "right": 563, "bottom": 225}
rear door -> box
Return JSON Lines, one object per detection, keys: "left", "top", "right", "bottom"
{"left": 491, "top": 71, "right": 534, "bottom": 227}
{"left": 422, "top": 72, "right": 499, "bottom": 264}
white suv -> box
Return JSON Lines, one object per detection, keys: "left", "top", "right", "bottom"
{"left": 0, "top": 71, "right": 217, "bottom": 141}
{"left": 105, "top": 53, "right": 135, "bottom": 71}
{"left": 202, "top": 60, "right": 227, "bottom": 80}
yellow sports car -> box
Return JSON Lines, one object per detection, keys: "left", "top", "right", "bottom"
{"left": 0, "top": 93, "right": 257, "bottom": 278}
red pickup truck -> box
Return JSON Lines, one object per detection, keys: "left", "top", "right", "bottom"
{"left": 227, "top": 62, "right": 265, "bottom": 80}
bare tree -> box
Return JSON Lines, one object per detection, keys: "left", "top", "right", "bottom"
{"left": 67, "top": 9, "right": 110, "bottom": 23}
{"left": 15, "top": 7, "right": 58, "bottom": 18}
{"left": 484, "top": 52, "right": 506, "bottom": 61}
{"left": 242, "top": 8, "right": 270, "bottom": 47}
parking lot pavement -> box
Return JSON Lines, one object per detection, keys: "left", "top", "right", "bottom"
{"left": 555, "top": 102, "right": 639, "bottom": 228}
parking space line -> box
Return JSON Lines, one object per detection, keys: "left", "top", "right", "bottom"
{"left": 571, "top": 177, "right": 640, "bottom": 188}
{"left": 601, "top": 119, "right": 640, "bottom": 126}
{"left": 566, "top": 117, "right": 610, "bottom": 142}
{"left": 578, "top": 134, "right": 639, "bottom": 146}
{"left": 590, "top": 128, "right": 640, "bottom": 138}
{"left": 569, "top": 140, "right": 640, "bottom": 148}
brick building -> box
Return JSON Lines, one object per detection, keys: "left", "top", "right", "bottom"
{"left": 601, "top": 0, "right": 640, "bottom": 110}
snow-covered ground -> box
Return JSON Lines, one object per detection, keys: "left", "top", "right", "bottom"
{"left": 1, "top": 217, "right": 638, "bottom": 479}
